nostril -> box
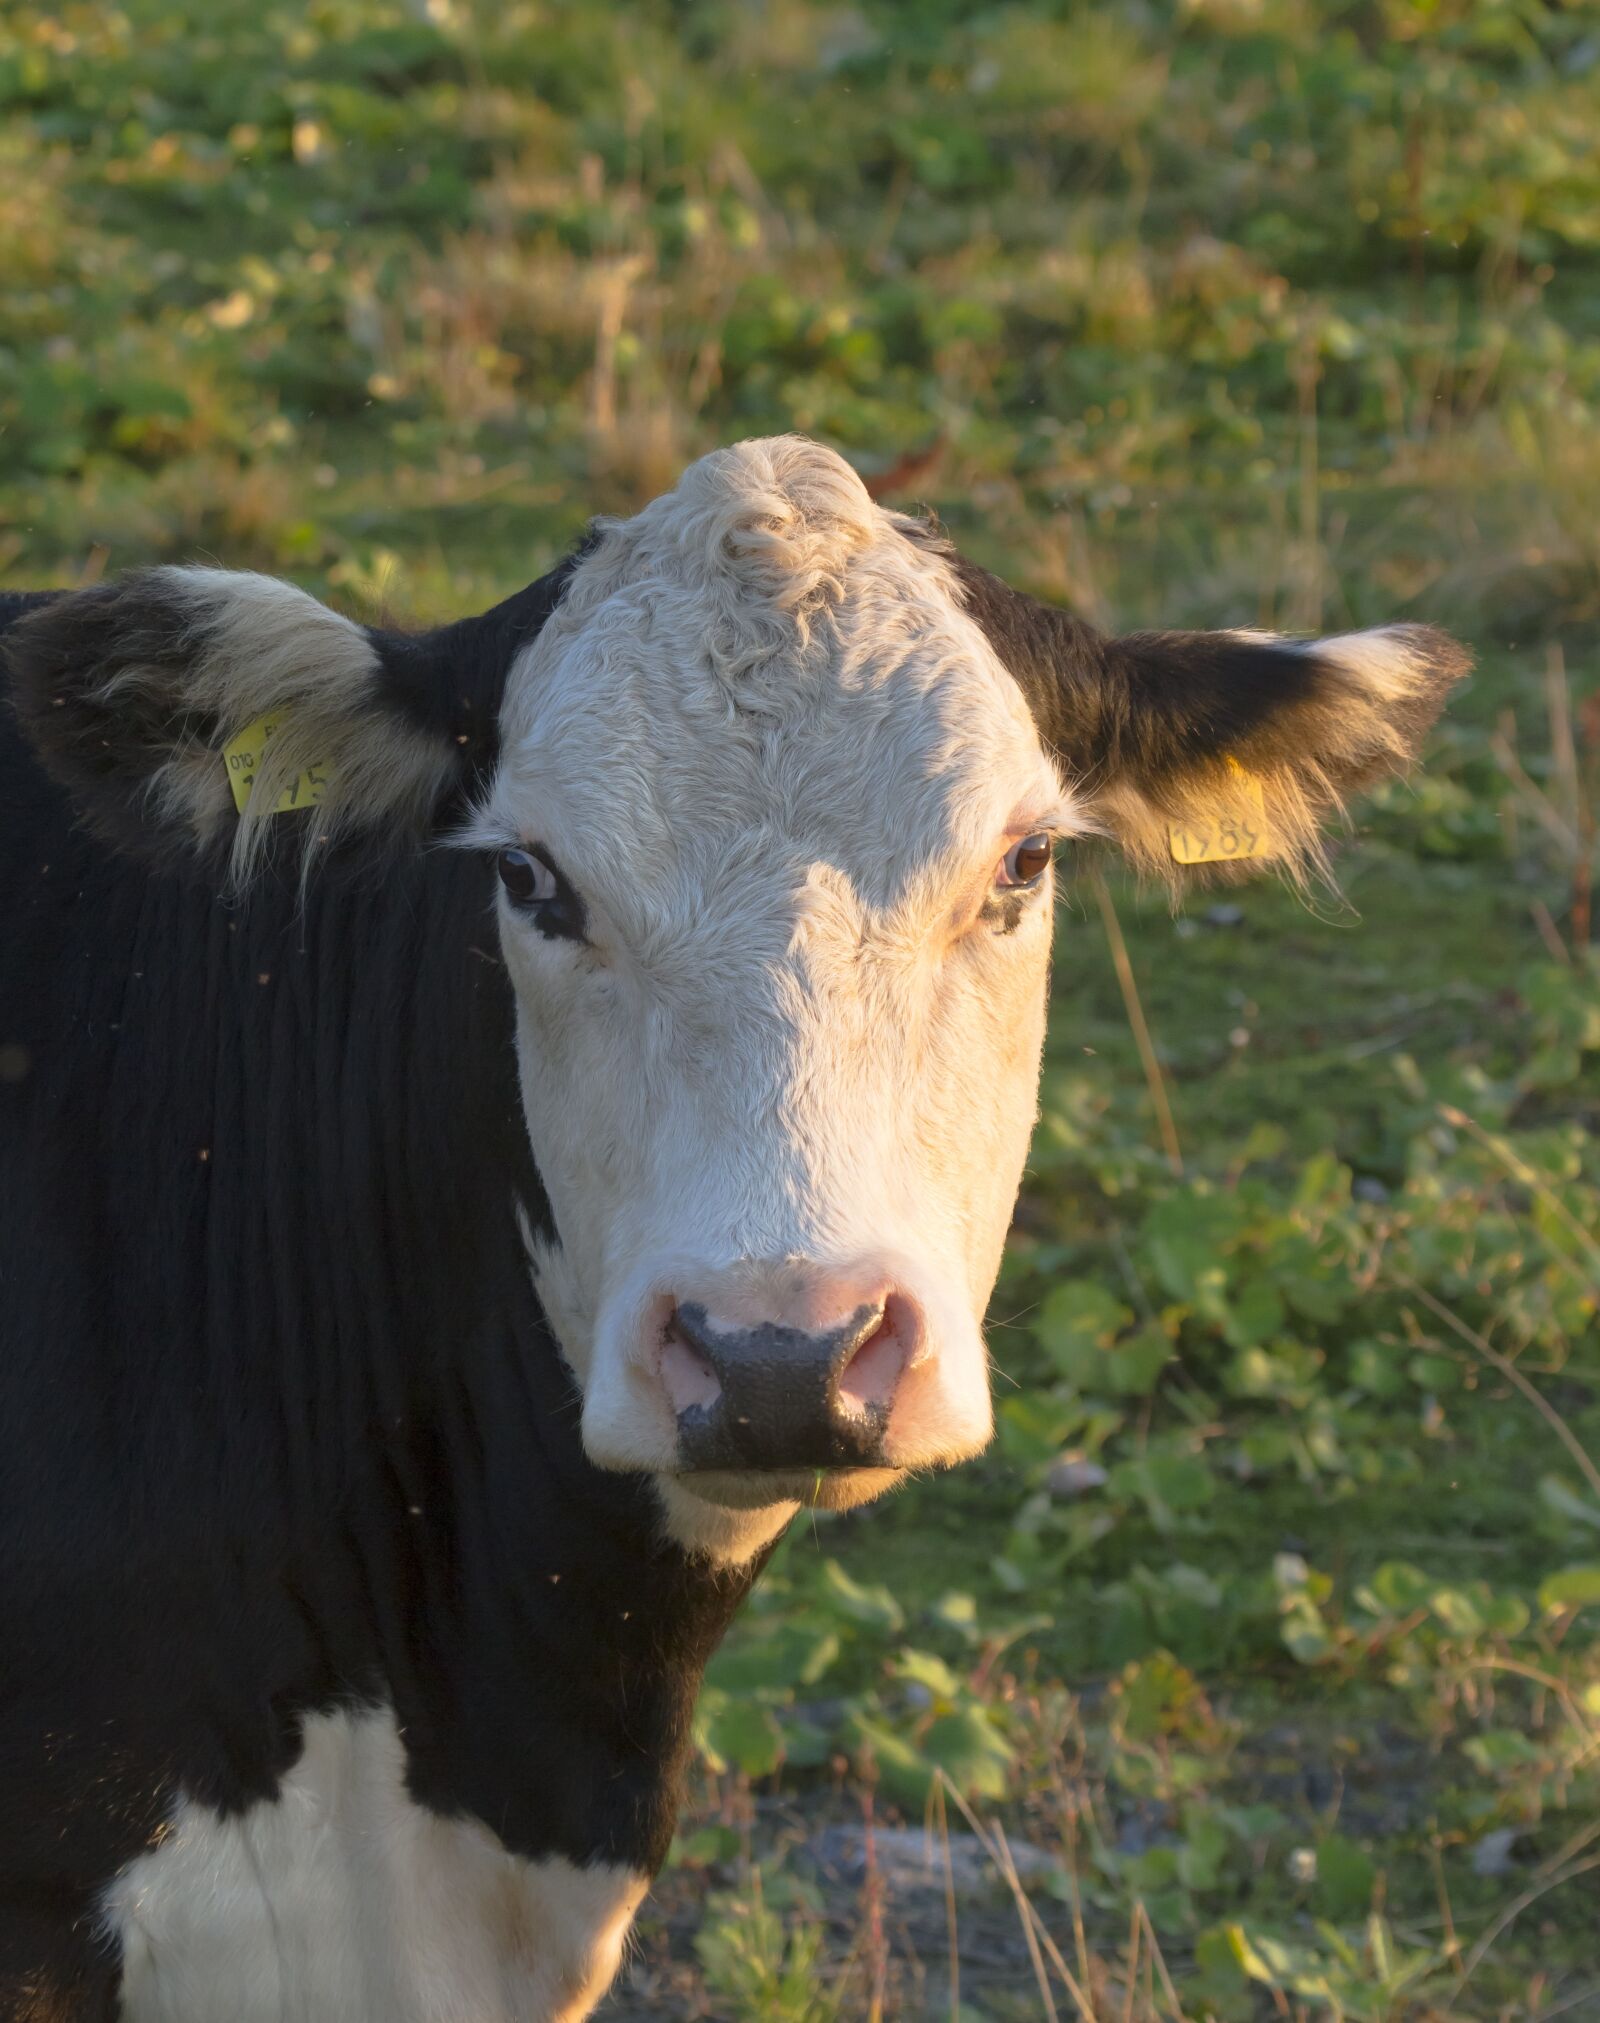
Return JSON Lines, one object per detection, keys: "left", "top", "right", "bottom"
{"left": 660, "top": 1317, "right": 722, "bottom": 1417}
{"left": 659, "top": 1281, "right": 922, "bottom": 1467}
{"left": 836, "top": 1304, "right": 912, "bottom": 1420}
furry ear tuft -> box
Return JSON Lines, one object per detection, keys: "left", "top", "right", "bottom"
{"left": 948, "top": 551, "right": 1471, "bottom": 890}
{"left": 7, "top": 567, "right": 452, "bottom": 877}
{"left": 1088, "top": 623, "right": 1473, "bottom": 887}
{"left": 6, "top": 570, "right": 525, "bottom": 886}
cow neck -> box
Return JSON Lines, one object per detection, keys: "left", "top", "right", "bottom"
{"left": 190, "top": 839, "right": 763, "bottom": 1862}
{"left": 0, "top": 735, "right": 759, "bottom": 1871}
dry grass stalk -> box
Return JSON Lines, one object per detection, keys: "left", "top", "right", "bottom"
{"left": 1434, "top": 1106, "right": 1600, "bottom": 1295}
{"left": 926, "top": 1778, "right": 960, "bottom": 2023}
{"left": 1492, "top": 643, "right": 1599, "bottom": 954}
{"left": 1089, "top": 870, "right": 1183, "bottom": 1178}
{"left": 1451, "top": 1850, "right": 1600, "bottom": 2001}
{"left": 1391, "top": 1267, "right": 1600, "bottom": 1496}
{"left": 935, "top": 1771, "right": 1099, "bottom": 2022}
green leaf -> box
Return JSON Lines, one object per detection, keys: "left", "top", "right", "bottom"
{"left": 1193, "top": 1923, "right": 1249, "bottom": 1989}
{"left": 995, "top": 1392, "right": 1084, "bottom": 1465}
{"left": 777, "top": 1709, "right": 835, "bottom": 1769}
{"left": 929, "top": 1590, "right": 980, "bottom": 1638}
{"left": 1366, "top": 1561, "right": 1434, "bottom": 1613}
{"left": 1224, "top": 1924, "right": 1335, "bottom": 1998}
{"left": 1282, "top": 1269, "right": 1348, "bottom": 1325}
{"left": 1349, "top": 1337, "right": 1406, "bottom": 1398}
{"left": 1540, "top": 1477, "right": 1600, "bottom": 1533}
{"left": 893, "top": 1648, "right": 965, "bottom": 1700}
{"left": 1281, "top": 1596, "right": 1335, "bottom": 1664}
{"left": 1430, "top": 1586, "right": 1487, "bottom": 1638}
{"left": 1478, "top": 1592, "right": 1531, "bottom": 1637}
{"left": 1110, "top": 1449, "right": 1216, "bottom": 1525}
{"left": 1408, "top": 1352, "right": 1460, "bottom": 1392}
{"left": 1273, "top": 1553, "right": 1333, "bottom": 1603}
{"left": 1108, "top": 1324, "right": 1174, "bottom": 1396}
{"left": 817, "top": 1558, "right": 904, "bottom": 1632}
{"left": 1113, "top": 1652, "right": 1211, "bottom": 1744}
{"left": 1222, "top": 1275, "right": 1286, "bottom": 1348}
{"left": 706, "top": 1622, "right": 841, "bottom": 1694}
{"left": 1539, "top": 1565, "right": 1600, "bottom": 1612}
{"left": 921, "top": 1705, "right": 1015, "bottom": 1801}
{"left": 1150, "top": 1234, "right": 1230, "bottom": 1320}
{"left": 1144, "top": 1189, "right": 1247, "bottom": 1291}
{"left": 703, "top": 1696, "right": 785, "bottom": 1779}
{"left": 1315, "top": 1835, "right": 1376, "bottom": 1921}
{"left": 1177, "top": 1806, "right": 1231, "bottom": 1892}
{"left": 669, "top": 1823, "right": 742, "bottom": 1869}
{"left": 1464, "top": 1729, "right": 1544, "bottom": 1774}
{"left": 1033, "top": 1281, "right": 1172, "bottom": 1395}
{"left": 1035, "top": 1279, "right": 1129, "bottom": 1362}
{"left": 1294, "top": 1152, "right": 1351, "bottom": 1210}
{"left": 848, "top": 1712, "right": 934, "bottom": 1808}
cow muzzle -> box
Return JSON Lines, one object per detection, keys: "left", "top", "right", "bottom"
{"left": 659, "top": 1279, "right": 918, "bottom": 1473}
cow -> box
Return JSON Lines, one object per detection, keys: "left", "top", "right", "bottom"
{"left": 0, "top": 436, "right": 1467, "bottom": 2021}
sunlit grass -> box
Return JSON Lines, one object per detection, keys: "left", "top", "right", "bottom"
{"left": 1, "top": 2, "right": 1597, "bottom": 2015}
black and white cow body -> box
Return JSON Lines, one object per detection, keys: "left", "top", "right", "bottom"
{"left": 0, "top": 440, "right": 1467, "bottom": 2020}
{"left": 0, "top": 583, "right": 714, "bottom": 2020}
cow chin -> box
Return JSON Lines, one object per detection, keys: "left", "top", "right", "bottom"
{"left": 651, "top": 1464, "right": 911, "bottom": 1567}
{"left": 676, "top": 1465, "right": 907, "bottom": 1513}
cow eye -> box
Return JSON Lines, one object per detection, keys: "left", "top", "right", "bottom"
{"left": 498, "top": 848, "right": 556, "bottom": 905}
{"left": 999, "top": 833, "right": 1052, "bottom": 887}
{"left": 497, "top": 846, "right": 586, "bottom": 940}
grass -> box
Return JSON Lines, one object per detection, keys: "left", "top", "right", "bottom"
{"left": 2, "top": 2, "right": 1597, "bottom": 2016}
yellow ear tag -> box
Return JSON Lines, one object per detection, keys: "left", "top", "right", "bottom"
{"left": 1167, "top": 758, "right": 1275, "bottom": 866}
{"left": 222, "top": 712, "right": 334, "bottom": 816}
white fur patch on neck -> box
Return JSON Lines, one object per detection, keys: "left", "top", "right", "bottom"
{"left": 104, "top": 1707, "right": 646, "bottom": 2023}
{"left": 653, "top": 1475, "right": 801, "bottom": 1564}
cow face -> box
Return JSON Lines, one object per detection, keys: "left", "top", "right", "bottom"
{"left": 467, "top": 444, "right": 1072, "bottom": 1530}
{"left": 6, "top": 435, "right": 1468, "bottom": 1557}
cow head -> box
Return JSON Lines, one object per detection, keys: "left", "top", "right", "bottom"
{"left": 7, "top": 437, "right": 1468, "bottom": 1558}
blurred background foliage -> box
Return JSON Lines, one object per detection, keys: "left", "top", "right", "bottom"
{"left": 2, "top": 2, "right": 1598, "bottom": 2017}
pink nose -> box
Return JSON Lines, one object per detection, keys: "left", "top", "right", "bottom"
{"left": 654, "top": 1265, "right": 921, "bottom": 1471}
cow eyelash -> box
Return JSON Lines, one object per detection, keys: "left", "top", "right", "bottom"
{"left": 497, "top": 845, "right": 587, "bottom": 942}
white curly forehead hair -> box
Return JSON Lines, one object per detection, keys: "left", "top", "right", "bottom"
{"left": 487, "top": 435, "right": 1064, "bottom": 897}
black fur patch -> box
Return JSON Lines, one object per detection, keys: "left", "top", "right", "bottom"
{"left": 0, "top": 590, "right": 63, "bottom": 629}
{"left": 944, "top": 547, "right": 1469, "bottom": 802}
{"left": 369, "top": 545, "right": 592, "bottom": 793}
{"left": 4, "top": 571, "right": 223, "bottom": 855}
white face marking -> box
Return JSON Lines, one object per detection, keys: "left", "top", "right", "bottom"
{"left": 104, "top": 1707, "right": 647, "bottom": 2023}
{"left": 467, "top": 438, "right": 1079, "bottom": 1550}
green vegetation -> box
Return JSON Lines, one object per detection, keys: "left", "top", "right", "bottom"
{"left": 3, "top": 2, "right": 1597, "bottom": 2016}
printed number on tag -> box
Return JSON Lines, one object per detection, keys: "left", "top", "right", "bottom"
{"left": 1167, "top": 764, "right": 1275, "bottom": 866}
{"left": 222, "top": 713, "right": 333, "bottom": 816}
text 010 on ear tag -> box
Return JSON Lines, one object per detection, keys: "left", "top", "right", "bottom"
{"left": 1167, "top": 763, "right": 1275, "bottom": 866}
{"left": 222, "top": 713, "right": 334, "bottom": 816}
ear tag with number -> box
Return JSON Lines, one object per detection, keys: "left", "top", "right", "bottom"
{"left": 222, "top": 712, "right": 334, "bottom": 816}
{"left": 1167, "top": 758, "right": 1275, "bottom": 866}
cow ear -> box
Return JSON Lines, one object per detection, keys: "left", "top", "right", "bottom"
{"left": 952, "top": 556, "right": 1470, "bottom": 887}
{"left": 5, "top": 564, "right": 546, "bottom": 880}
